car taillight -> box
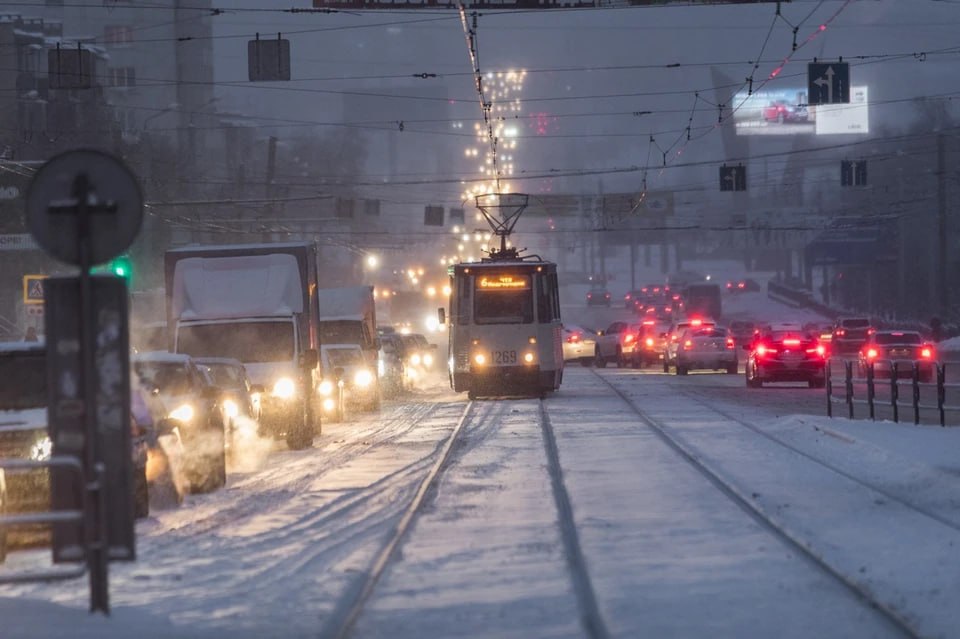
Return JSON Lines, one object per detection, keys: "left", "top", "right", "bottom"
{"left": 587, "top": 293, "right": 592, "bottom": 299}
{"left": 683, "top": 339, "right": 693, "bottom": 349}
{"left": 691, "top": 319, "right": 702, "bottom": 327}
{"left": 670, "top": 334, "right": 678, "bottom": 342}
{"left": 605, "top": 293, "right": 610, "bottom": 299}
{"left": 642, "top": 320, "right": 655, "bottom": 326}
{"left": 868, "top": 327, "right": 876, "bottom": 335}
{"left": 567, "top": 334, "right": 580, "bottom": 344}
{"left": 836, "top": 329, "right": 846, "bottom": 337}
{"left": 921, "top": 346, "right": 934, "bottom": 359}
{"left": 645, "top": 337, "right": 654, "bottom": 347}
{"left": 624, "top": 334, "right": 635, "bottom": 344}
{"left": 783, "top": 339, "right": 801, "bottom": 347}
{"left": 756, "top": 344, "right": 777, "bottom": 357}
{"left": 625, "top": 294, "right": 631, "bottom": 300}
{"left": 816, "top": 345, "right": 826, "bottom": 357}
{"left": 726, "top": 338, "right": 735, "bottom": 349}
{"left": 866, "top": 348, "right": 878, "bottom": 359}
{"left": 738, "top": 282, "right": 745, "bottom": 289}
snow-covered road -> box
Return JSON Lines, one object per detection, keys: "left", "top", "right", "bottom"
{"left": 4, "top": 365, "right": 960, "bottom": 638}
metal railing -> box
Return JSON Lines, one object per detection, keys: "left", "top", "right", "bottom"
{"left": 826, "top": 358, "right": 960, "bottom": 427}
{"left": 0, "top": 454, "right": 91, "bottom": 583}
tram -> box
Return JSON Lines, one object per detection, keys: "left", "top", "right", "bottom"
{"left": 441, "top": 194, "right": 563, "bottom": 399}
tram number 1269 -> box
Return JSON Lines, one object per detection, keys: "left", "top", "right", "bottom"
{"left": 493, "top": 350, "right": 517, "bottom": 365}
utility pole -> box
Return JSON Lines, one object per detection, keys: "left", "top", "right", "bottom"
{"left": 264, "top": 136, "right": 278, "bottom": 242}
{"left": 937, "top": 133, "right": 948, "bottom": 314}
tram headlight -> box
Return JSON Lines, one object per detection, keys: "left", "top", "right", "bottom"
{"left": 474, "top": 353, "right": 486, "bottom": 366}
{"left": 523, "top": 352, "right": 536, "bottom": 364}
{"left": 322, "top": 398, "right": 337, "bottom": 413}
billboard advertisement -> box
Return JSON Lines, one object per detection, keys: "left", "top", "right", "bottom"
{"left": 733, "top": 86, "right": 869, "bottom": 136}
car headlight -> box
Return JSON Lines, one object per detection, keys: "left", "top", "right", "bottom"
{"left": 423, "top": 353, "right": 433, "bottom": 367}
{"left": 318, "top": 380, "right": 334, "bottom": 396}
{"left": 30, "top": 435, "right": 52, "bottom": 461}
{"left": 169, "top": 404, "right": 194, "bottom": 423}
{"left": 272, "top": 377, "right": 296, "bottom": 399}
{"left": 322, "top": 398, "right": 336, "bottom": 412}
{"left": 223, "top": 399, "right": 239, "bottom": 419}
{"left": 410, "top": 353, "right": 422, "bottom": 366}
{"left": 354, "top": 369, "right": 374, "bottom": 388}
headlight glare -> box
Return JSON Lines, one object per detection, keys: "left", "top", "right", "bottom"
{"left": 223, "top": 399, "right": 239, "bottom": 419}
{"left": 474, "top": 353, "right": 486, "bottom": 366}
{"left": 272, "top": 378, "right": 296, "bottom": 399}
{"left": 30, "top": 436, "right": 52, "bottom": 461}
{"left": 410, "top": 353, "right": 422, "bottom": 366}
{"left": 169, "top": 404, "right": 194, "bottom": 423}
{"left": 318, "top": 380, "right": 334, "bottom": 396}
{"left": 354, "top": 369, "right": 374, "bottom": 388}
{"left": 423, "top": 353, "right": 434, "bottom": 367}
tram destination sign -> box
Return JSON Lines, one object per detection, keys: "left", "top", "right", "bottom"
{"left": 478, "top": 274, "right": 530, "bottom": 290}
{"left": 313, "top": 0, "right": 786, "bottom": 9}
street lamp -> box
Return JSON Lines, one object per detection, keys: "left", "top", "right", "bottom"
{"left": 365, "top": 254, "right": 379, "bottom": 269}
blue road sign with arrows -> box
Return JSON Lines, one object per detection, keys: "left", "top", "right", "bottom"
{"left": 808, "top": 62, "right": 850, "bottom": 105}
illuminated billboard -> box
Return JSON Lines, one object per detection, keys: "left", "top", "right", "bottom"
{"left": 733, "top": 86, "right": 869, "bottom": 136}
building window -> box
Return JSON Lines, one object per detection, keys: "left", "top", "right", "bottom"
{"left": 103, "top": 25, "right": 133, "bottom": 46}
{"left": 108, "top": 67, "right": 136, "bottom": 87}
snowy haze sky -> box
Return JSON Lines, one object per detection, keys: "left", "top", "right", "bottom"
{"left": 207, "top": 0, "right": 960, "bottom": 203}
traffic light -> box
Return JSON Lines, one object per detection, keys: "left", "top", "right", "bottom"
{"left": 94, "top": 255, "right": 133, "bottom": 283}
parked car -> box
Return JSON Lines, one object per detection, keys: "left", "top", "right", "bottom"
{"left": 674, "top": 325, "right": 738, "bottom": 375}
{"left": 131, "top": 386, "right": 186, "bottom": 513}
{"left": 858, "top": 331, "right": 936, "bottom": 382}
{"left": 562, "top": 324, "right": 597, "bottom": 366}
{"left": 745, "top": 328, "right": 827, "bottom": 388}
{"left": 133, "top": 352, "right": 226, "bottom": 494}
{"left": 194, "top": 358, "right": 262, "bottom": 459}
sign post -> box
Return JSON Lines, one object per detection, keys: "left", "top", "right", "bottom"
{"left": 25, "top": 149, "right": 143, "bottom": 614}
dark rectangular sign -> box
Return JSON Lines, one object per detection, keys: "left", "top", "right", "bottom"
{"left": 808, "top": 62, "right": 850, "bottom": 105}
{"left": 248, "top": 38, "right": 291, "bottom": 81}
{"left": 45, "top": 276, "right": 134, "bottom": 563}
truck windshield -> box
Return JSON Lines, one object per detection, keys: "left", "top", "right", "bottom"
{"left": 0, "top": 351, "right": 46, "bottom": 410}
{"left": 319, "top": 321, "right": 363, "bottom": 345}
{"left": 474, "top": 274, "right": 534, "bottom": 325}
{"left": 178, "top": 322, "right": 295, "bottom": 363}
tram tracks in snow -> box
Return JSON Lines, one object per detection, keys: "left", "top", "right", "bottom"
{"left": 592, "top": 369, "right": 923, "bottom": 639}
{"left": 326, "top": 397, "right": 610, "bottom": 639}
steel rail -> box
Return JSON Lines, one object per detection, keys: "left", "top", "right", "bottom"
{"left": 592, "top": 370, "right": 921, "bottom": 639}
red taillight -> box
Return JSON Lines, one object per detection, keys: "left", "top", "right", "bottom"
{"left": 738, "top": 282, "right": 745, "bottom": 289}
{"left": 921, "top": 346, "right": 933, "bottom": 359}
{"left": 784, "top": 339, "right": 801, "bottom": 347}
{"left": 645, "top": 337, "right": 654, "bottom": 347}
{"left": 816, "top": 345, "right": 826, "bottom": 357}
{"left": 605, "top": 293, "right": 610, "bottom": 299}
{"left": 868, "top": 327, "right": 876, "bottom": 335}
{"left": 866, "top": 348, "right": 878, "bottom": 359}
{"left": 726, "top": 338, "right": 735, "bottom": 349}
{"left": 567, "top": 334, "right": 580, "bottom": 344}
{"left": 726, "top": 282, "right": 733, "bottom": 289}
{"left": 691, "top": 319, "right": 702, "bottom": 327}
{"left": 836, "top": 329, "right": 846, "bottom": 337}
{"left": 587, "top": 293, "right": 592, "bottom": 299}
{"left": 642, "top": 320, "right": 655, "bottom": 326}
{"left": 624, "top": 334, "right": 635, "bottom": 344}
{"left": 665, "top": 307, "right": 672, "bottom": 313}
{"left": 756, "top": 344, "right": 778, "bottom": 357}
{"left": 670, "top": 334, "right": 678, "bottom": 342}
{"left": 683, "top": 339, "right": 693, "bottom": 349}
{"left": 625, "top": 294, "right": 631, "bottom": 300}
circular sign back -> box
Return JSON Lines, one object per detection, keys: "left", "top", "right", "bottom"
{"left": 26, "top": 149, "right": 144, "bottom": 267}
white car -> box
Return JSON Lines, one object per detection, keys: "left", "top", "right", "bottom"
{"left": 562, "top": 324, "right": 597, "bottom": 366}
{"left": 675, "top": 325, "right": 738, "bottom": 375}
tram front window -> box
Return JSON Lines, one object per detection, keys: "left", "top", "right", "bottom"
{"left": 474, "top": 274, "right": 534, "bottom": 325}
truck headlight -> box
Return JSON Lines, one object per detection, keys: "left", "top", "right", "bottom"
{"left": 354, "top": 369, "right": 374, "bottom": 388}
{"left": 423, "top": 353, "right": 433, "bottom": 367}
{"left": 169, "top": 404, "right": 194, "bottom": 423}
{"left": 272, "top": 378, "right": 296, "bottom": 399}
{"left": 223, "top": 399, "right": 239, "bottom": 419}
{"left": 318, "top": 380, "right": 334, "bottom": 396}
{"left": 30, "top": 435, "right": 52, "bottom": 461}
